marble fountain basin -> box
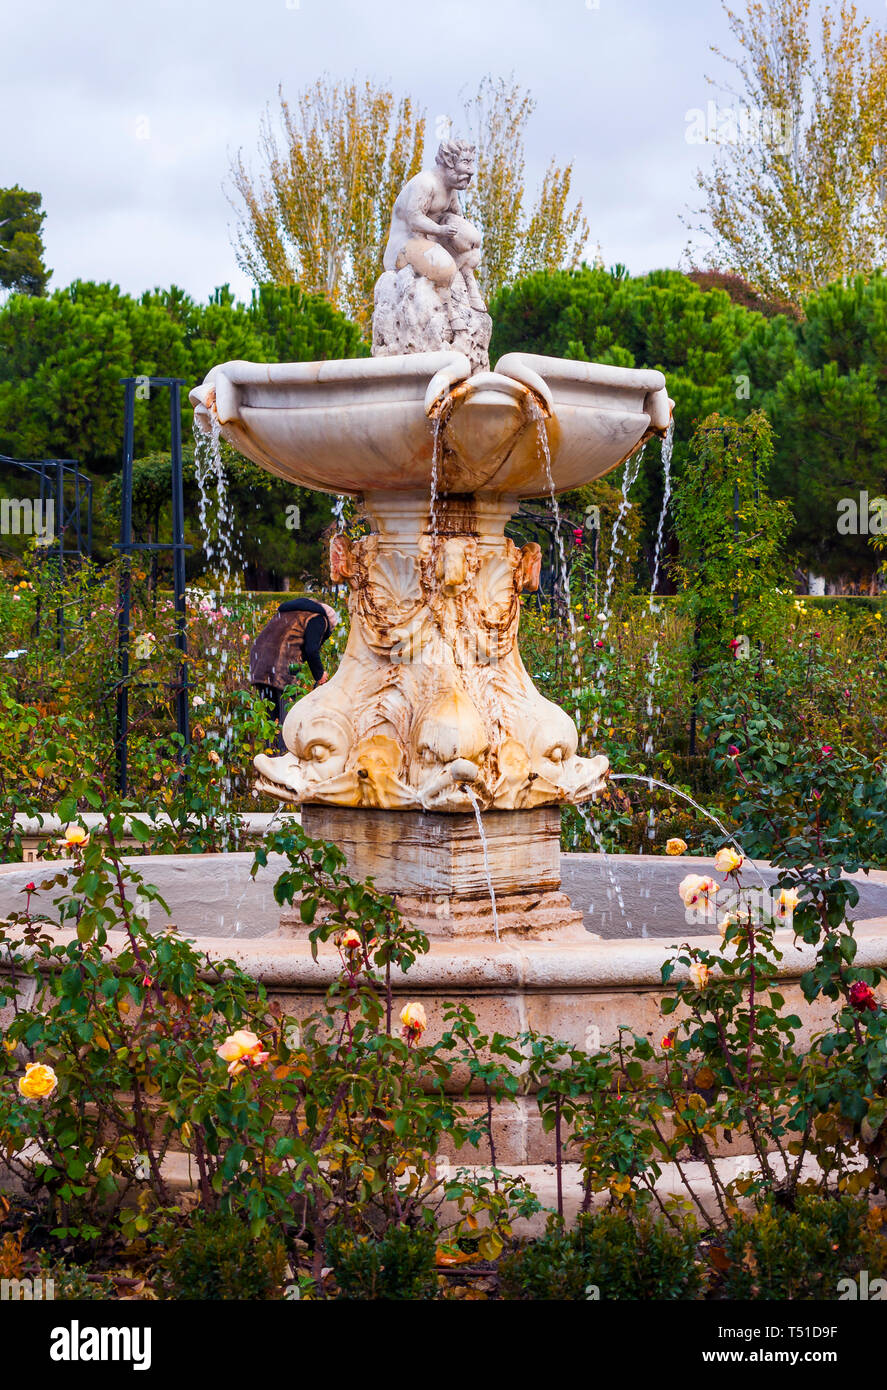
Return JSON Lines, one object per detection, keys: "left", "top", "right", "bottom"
{"left": 3, "top": 850, "right": 887, "bottom": 1179}
{"left": 188, "top": 350, "right": 672, "bottom": 498}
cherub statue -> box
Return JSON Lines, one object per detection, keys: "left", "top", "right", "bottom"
{"left": 382, "top": 139, "right": 486, "bottom": 313}
{"left": 373, "top": 139, "right": 492, "bottom": 372}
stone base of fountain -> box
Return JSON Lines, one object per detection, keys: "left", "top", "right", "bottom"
{"left": 295, "top": 804, "right": 587, "bottom": 940}
{"left": 301, "top": 804, "right": 562, "bottom": 897}
{"left": 280, "top": 887, "right": 587, "bottom": 942}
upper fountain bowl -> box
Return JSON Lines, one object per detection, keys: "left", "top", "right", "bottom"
{"left": 189, "top": 349, "right": 672, "bottom": 501}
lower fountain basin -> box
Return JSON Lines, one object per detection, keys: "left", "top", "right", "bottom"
{"left": 3, "top": 852, "right": 886, "bottom": 940}
{"left": 4, "top": 849, "right": 886, "bottom": 1174}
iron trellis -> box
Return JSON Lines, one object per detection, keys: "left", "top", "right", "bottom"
{"left": 114, "top": 378, "right": 191, "bottom": 794}
{"left": 0, "top": 453, "right": 93, "bottom": 651}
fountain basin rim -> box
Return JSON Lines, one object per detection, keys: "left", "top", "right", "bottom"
{"left": 189, "top": 350, "right": 668, "bottom": 427}
{"left": 7, "top": 920, "right": 887, "bottom": 993}
{"left": 188, "top": 347, "right": 673, "bottom": 500}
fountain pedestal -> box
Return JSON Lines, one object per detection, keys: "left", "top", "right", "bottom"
{"left": 302, "top": 804, "right": 561, "bottom": 896}
{"left": 291, "top": 804, "right": 588, "bottom": 941}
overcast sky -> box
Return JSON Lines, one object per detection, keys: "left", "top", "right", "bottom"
{"left": 3, "top": 0, "right": 885, "bottom": 303}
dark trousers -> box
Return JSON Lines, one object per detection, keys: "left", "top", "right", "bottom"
{"left": 255, "top": 683, "right": 286, "bottom": 752}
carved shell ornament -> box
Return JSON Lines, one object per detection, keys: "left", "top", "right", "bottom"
{"left": 357, "top": 550, "right": 434, "bottom": 662}
{"left": 475, "top": 553, "right": 517, "bottom": 622}
{"left": 367, "top": 550, "right": 422, "bottom": 615}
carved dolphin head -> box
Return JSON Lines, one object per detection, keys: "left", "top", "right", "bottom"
{"left": 409, "top": 687, "right": 491, "bottom": 809}
{"left": 254, "top": 687, "right": 355, "bottom": 802}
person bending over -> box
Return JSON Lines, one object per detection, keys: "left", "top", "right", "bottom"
{"left": 249, "top": 596, "right": 340, "bottom": 730}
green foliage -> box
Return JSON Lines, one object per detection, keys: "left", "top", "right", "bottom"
{"left": 498, "top": 1228, "right": 589, "bottom": 1300}
{"left": 36, "top": 1258, "right": 116, "bottom": 1300}
{"left": 736, "top": 273, "right": 887, "bottom": 579}
{"left": 0, "top": 187, "right": 50, "bottom": 297}
{"left": 500, "top": 1210, "right": 702, "bottom": 1300}
{"left": 157, "top": 1211, "right": 286, "bottom": 1300}
{"left": 722, "top": 1195, "right": 887, "bottom": 1300}
{"left": 325, "top": 1223, "right": 437, "bottom": 1300}
{"left": 703, "top": 669, "right": 887, "bottom": 870}
{"left": 671, "top": 411, "right": 793, "bottom": 662}
{"left": 491, "top": 266, "right": 758, "bottom": 572}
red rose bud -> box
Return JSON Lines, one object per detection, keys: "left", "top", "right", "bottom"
{"left": 849, "top": 981, "right": 877, "bottom": 1012}
{"left": 821, "top": 745, "right": 833, "bottom": 756}
{"left": 25, "top": 882, "right": 35, "bottom": 892}
{"left": 728, "top": 745, "right": 740, "bottom": 757}
{"left": 595, "top": 639, "right": 605, "bottom": 649}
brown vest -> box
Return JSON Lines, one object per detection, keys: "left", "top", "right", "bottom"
{"left": 249, "top": 610, "right": 316, "bottom": 689}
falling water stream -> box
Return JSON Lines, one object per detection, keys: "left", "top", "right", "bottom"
{"left": 577, "top": 801, "right": 636, "bottom": 934}
{"left": 230, "top": 803, "right": 288, "bottom": 935}
{"left": 527, "top": 398, "right": 584, "bottom": 729}
{"left": 526, "top": 399, "right": 654, "bottom": 929}
{"left": 430, "top": 401, "right": 453, "bottom": 542}
{"left": 644, "top": 424, "right": 674, "bottom": 761}
{"left": 193, "top": 418, "right": 248, "bottom": 849}
{"left": 466, "top": 787, "right": 500, "bottom": 942}
{"left": 590, "top": 444, "right": 645, "bottom": 749}
{"left": 608, "top": 773, "right": 766, "bottom": 890}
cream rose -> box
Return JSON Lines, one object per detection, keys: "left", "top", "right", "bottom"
{"left": 714, "top": 847, "right": 744, "bottom": 875}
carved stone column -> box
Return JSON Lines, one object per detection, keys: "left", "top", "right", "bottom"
{"left": 254, "top": 489, "right": 608, "bottom": 816}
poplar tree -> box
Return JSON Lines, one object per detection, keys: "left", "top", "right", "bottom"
{"left": 688, "top": 0, "right": 887, "bottom": 305}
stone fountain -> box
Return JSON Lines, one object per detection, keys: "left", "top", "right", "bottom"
{"left": 190, "top": 137, "right": 672, "bottom": 944}
{"left": 188, "top": 136, "right": 696, "bottom": 1167}
{"left": 3, "top": 143, "right": 887, "bottom": 1208}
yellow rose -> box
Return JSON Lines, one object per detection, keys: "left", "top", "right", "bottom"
{"left": 714, "top": 847, "right": 744, "bottom": 875}
{"left": 18, "top": 1062, "right": 58, "bottom": 1099}
{"left": 57, "top": 825, "right": 89, "bottom": 850}
{"left": 665, "top": 838, "right": 688, "bottom": 856}
{"left": 216, "top": 1028, "right": 270, "bottom": 1077}
{"left": 689, "top": 962, "right": 711, "bottom": 989}
{"left": 399, "top": 1001, "right": 428, "bottom": 1045}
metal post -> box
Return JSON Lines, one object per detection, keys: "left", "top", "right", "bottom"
{"left": 55, "top": 458, "right": 65, "bottom": 653}
{"left": 72, "top": 461, "right": 83, "bottom": 555}
{"left": 169, "top": 381, "right": 190, "bottom": 754}
{"left": 116, "top": 379, "right": 136, "bottom": 794}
